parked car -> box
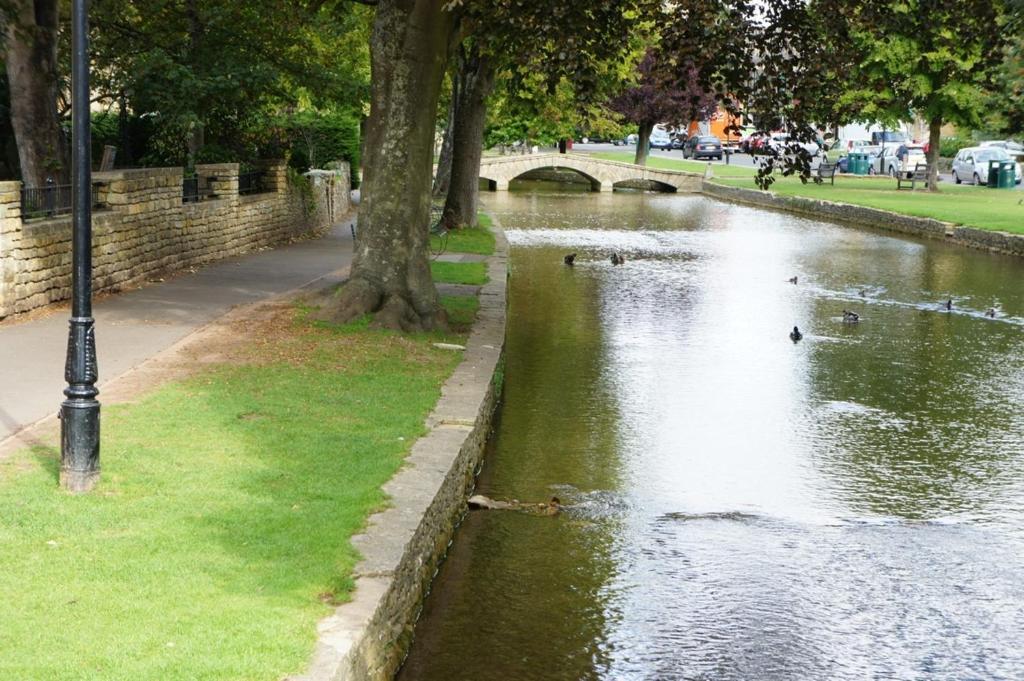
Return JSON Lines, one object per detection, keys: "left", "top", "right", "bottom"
{"left": 951, "top": 147, "right": 1023, "bottom": 185}
{"left": 670, "top": 133, "right": 688, "bottom": 150}
{"left": 878, "top": 143, "right": 927, "bottom": 177}
{"left": 980, "top": 140, "right": 1024, "bottom": 161}
{"left": 768, "top": 133, "right": 821, "bottom": 158}
{"left": 683, "top": 135, "right": 723, "bottom": 160}
{"left": 870, "top": 130, "right": 908, "bottom": 146}
{"left": 650, "top": 129, "right": 674, "bottom": 150}
{"left": 626, "top": 133, "right": 638, "bottom": 145}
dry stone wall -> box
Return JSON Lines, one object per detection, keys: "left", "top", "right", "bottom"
{"left": 0, "top": 161, "right": 349, "bottom": 318}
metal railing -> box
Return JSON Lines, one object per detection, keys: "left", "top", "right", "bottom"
{"left": 182, "top": 175, "right": 220, "bottom": 203}
{"left": 20, "top": 181, "right": 102, "bottom": 220}
{"left": 182, "top": 176, "right": 201, "bottom": 203}
{"left": 238, "top": 170, "right": 269, "bottom": 196}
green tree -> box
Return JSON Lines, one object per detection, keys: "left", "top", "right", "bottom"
{"left": 88, "top": 0, "right": 371, "bottom": 166}
{"left": 322, "top": 0, "right": 656, "bottom": 329}
{"left": 822, "top": 0, "right": 1012, "bottom": 190}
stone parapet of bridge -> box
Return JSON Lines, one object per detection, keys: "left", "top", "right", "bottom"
{"left": 478, "top": 153, "right": 703, "bottom": 193}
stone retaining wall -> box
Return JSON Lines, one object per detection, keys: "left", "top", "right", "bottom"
{"left": 702, "top": 180, "right": 1024, "bottom": 258}
{"left": 291, "top": 221, "right": 508, "bottom": 681}
{"left": 701, "top": 181, "right": 951, "bottom": 239}
{"left": 0, "top": 161, "right": 349, "bottom": 318}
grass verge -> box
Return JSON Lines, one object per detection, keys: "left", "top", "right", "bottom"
{"left": 431, "top": 221, "right": 495, "bottom": 256}
{"left": 713, "top": 175, "right": 1024, "bottom": 234}
{"left": 430, "top": 261, "right": 489, "bottom": 285}
{"left": 587, "top": 151, "right": 758, "bottom": 178}
{"left": 0, "top": 295, "right": 475, "bottom": 680}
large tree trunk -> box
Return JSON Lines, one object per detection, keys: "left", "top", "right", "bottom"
{"left": 926, "top": 116, "right": 942, "bottom": 192}
{"left": 441, "top": 44, "right": 495, "bottom": 230}
{"left": 3, "top": 0, "right": 67, "bottom": 186}
{"left": 634, "top": 121, "right": 654, "bottom": 166}
{"left": 432, "top": 77, "right": 458, "bottom": 197}
{"left": 318, "top": 0, "right": 454, "bottom": 332}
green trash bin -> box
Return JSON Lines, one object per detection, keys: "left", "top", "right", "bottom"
{"left": 987, "top": 160, "right": 1000, "bottom": 188}
{"left": 848, "top": 152, "right": 869, "bottom": 175}
{"left": 988, "top": 160, "right": 1015, "bottom": 189}
{"left": 999, "top": 161, "right": 1015, "bottom": 189}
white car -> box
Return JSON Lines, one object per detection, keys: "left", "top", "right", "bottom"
{"left": 878, "top": 144, "right": 927, "bottom": 177}
{"left": 979, "top": 140, "right": 1024, "bottom": 158}
{"left": 951, "top": 146, "right": 1023, "bottom": 185}
{"left": 768, "top": 133, "right": 820, "bottom": 157}
{"left": 649, "top": 129, "right": 673, "bottom": 150}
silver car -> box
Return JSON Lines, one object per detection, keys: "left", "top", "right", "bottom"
{"left": 877, "top": 144, "right": 927, "bottom": 177}
{"left": 951, "top": 147, "right": 1023, "bottom": 185}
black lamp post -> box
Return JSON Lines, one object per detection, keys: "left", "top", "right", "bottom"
{"left": 60, "top": 0, "right": 100, "bottom": 492}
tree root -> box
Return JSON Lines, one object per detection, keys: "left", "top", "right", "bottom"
{"left": 313, "top": 277, "right": 448, "bottom": 333}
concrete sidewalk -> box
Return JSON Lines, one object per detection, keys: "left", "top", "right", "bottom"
{"left": 0, "top": 218, "right": 354, "bottom": 444}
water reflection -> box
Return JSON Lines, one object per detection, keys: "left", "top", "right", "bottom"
{"left": 399, "top": 188, "right": 1024, "bottom": 680}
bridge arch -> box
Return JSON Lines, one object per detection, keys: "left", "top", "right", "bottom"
{"left": 477, "top": 153, "right": 701, "bottom": 193}
{"left": 482, "top": 164, "right": 604, "bottom": 192}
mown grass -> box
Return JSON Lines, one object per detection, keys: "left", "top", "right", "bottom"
{"left": 587, "top": 151, "right": 759, "bottom": 178}
{"left": 713, "top": 175, "right": 1024, "bottom": 234}
{"left": 0, "top": 295, "right": 476, "bottom": 680}
{"left": 433, "top": 223, "right": 495, "bottom": 256}
{"left": 440, "top": 294, "right": 480, "bottom": 330}
{"left": 430, "top": 261, "right": 489, "bottom": 285}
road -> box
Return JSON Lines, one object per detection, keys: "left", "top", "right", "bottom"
{"left": 573, "top": 142, "right": 1024, "bottom": 190}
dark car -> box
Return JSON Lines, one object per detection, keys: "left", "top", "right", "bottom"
{"left": 683, "top": 135, "right": 723, "bottom": 160}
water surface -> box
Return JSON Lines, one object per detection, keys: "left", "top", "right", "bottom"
{"left": 399, "top": 189, "right": 1024, "bottom": 680}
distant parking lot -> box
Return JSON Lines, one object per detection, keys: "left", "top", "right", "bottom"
{"left": 573, "top": 142, "right": 1024, "bottom": 191}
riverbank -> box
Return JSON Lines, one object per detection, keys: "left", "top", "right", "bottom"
{"left": 0, "top": 219, "right": 506, "bottom": 680}
{"left": 293, "top": 217, "right": 507, "bottom": 681}
{"left": 712, "top": 175, "right": 1024, "bottom": 234}
{"left": 703, "top": 180, "right": 1024, "bottom": 257}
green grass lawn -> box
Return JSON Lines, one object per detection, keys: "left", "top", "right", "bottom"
{"left": 0, "top": 297, "right": 474, "bottom": 680}
{"left": 587, "top": 151, "right": 759, "bottom": 178}
{"left": 430, "top": 261, "right": 489, "bottom": 285}
{"left": 713, "top": 175, "right": 1024, "bottom": 234}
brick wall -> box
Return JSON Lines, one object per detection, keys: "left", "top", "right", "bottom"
{"left": 0, "top": 161, "right": 349, "bottom": 318}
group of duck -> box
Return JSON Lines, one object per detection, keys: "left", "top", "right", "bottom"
{"left": 564, "top": 252, "right": 625, "bottom": 266}
{"left": 788, "top": 277, "right": 997, "bottom": 343}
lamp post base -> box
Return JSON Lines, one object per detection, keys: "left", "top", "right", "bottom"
{"left": 59, "top": 467, "right": 100, "bottom": 493}
{"left": 60, "top": 398, "right": 100, "bottom": 493}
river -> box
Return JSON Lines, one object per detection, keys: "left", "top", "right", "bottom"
{"left": 398, "top": 186, "right": 1024, "bottom": 680}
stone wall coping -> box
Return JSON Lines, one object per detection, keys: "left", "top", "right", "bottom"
{"left": 0, "top": 181, "right": 20, "bottom": 192}
{"left": 290, "top": 217, "right": 509, "bottom": 681}
{"left": 94, "top": 167, "right": 183, "bottom": 181}
{"left": 194, "top": 163, "right": 241, "bottom": 174}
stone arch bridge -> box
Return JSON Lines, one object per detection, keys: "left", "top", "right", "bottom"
{"left": 478, "top": 153, "right": 703, "bottom": 193}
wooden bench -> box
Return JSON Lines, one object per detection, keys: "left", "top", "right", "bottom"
{"left": 897, "top": 163, "right": 930, "bottom": 189}
{"left": 816, "top": 161, "right": 838, "bottom": 185}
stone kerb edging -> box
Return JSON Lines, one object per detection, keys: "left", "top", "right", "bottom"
{"left": 702, "top": 180, "right": 1024, "bottom": 258}
{"left": 291, "top": 219, "right": 509, "bottom": 681}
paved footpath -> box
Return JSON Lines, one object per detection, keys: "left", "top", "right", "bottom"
{"left": 0, "top": 219, "right": 354, "bottom": 444}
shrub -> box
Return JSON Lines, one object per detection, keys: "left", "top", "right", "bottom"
{"left": 277, "top": 111, "right": 361, "bottom": 187}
